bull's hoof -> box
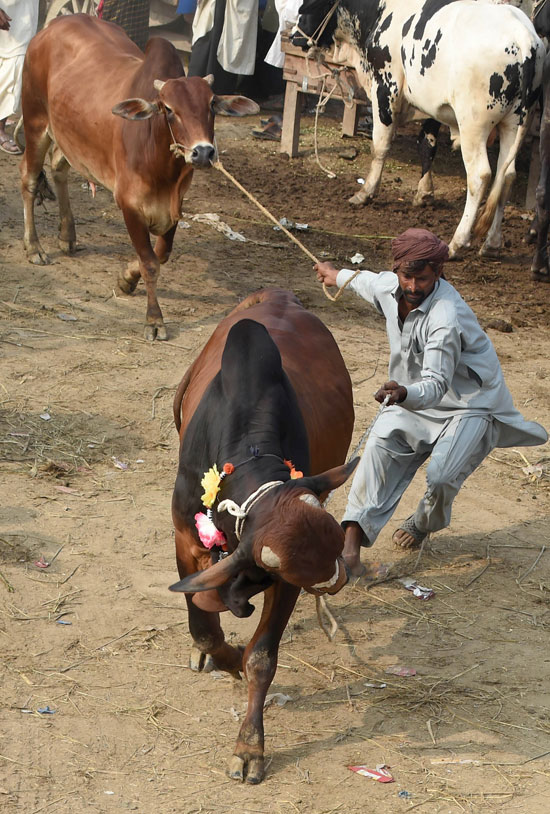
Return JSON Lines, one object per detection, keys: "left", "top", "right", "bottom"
{"left": 27, "top": 248, "right": 50, "bottom": 265}
{"left": 189, "top": 647, "right": 215, "bottom": 673}
{"left": 59, "top": 239, "right": 77, "bottom": 255}
{"left": 144, "top": 323, "right": 168, "bottom": 342}
{"left": 348, "top": 191, "right": 368, "bottom": 206}
{"left": 228, "top": 754, "right": 264, "bottom": 784}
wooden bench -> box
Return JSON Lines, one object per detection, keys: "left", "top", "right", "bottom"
{"left": 280, "top": 34, "right": 367, "bottom": 157}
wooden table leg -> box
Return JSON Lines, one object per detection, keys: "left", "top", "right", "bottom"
{"left": 281, "top": 82, "right": 302, "bottom": 157}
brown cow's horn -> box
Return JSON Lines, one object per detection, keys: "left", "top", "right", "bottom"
{"left": 260, "top": 546, "right": 281, "bottom": 569}
{"left": 153, "top": 79, "right": 166, "bottom": 92}
{"left": 203, "top": 74, "right": 215, "bottom": 86}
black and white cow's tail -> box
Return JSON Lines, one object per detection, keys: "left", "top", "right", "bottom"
{"left": 474, "top": 53, "right": 539, "bottom": 241}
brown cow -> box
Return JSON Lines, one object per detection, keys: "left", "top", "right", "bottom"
{"left": 170, "top": 288, "right": 356, "bottom": 783}
{"left": 20, "top": 14, "right": 258, "bottom": 340}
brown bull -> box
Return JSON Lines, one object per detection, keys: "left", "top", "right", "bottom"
{"left": 20, "top": 14, "right": 258, "bottom": 340}
{"left": 170, "top": 288, "right": 356, "bottom": 783}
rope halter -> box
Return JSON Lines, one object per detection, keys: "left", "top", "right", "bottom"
{"left": 218, "top": 480, "right": 283, "bottom": 541}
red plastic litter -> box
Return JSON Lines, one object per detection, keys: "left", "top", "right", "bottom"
{"left": 34, "top": 556, "right": 50, "bottom": 569}
{"left": 348, "top": 765, "right": 394, "bottom": 783}
{"left": 385, "top": 665, "right": 417, "bottom": 677}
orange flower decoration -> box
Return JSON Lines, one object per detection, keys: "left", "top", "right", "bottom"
{"left": 284, "top": 459, "right": 303, "bottom": 479}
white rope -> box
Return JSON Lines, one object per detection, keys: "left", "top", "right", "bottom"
{"left": 218, "top": 480, "right": 283, "bottom": 540}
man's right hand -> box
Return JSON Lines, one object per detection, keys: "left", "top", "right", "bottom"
{"left": 374, "top": 380, "right": 408, "bottom": 405}
{"left": 314, "top": 261, "right": 339, "bottom": 287}
{"left": 0, "top": 10, "right": 11, "bottom": 30}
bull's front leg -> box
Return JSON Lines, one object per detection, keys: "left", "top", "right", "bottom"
{"left": 120, "top": 209, "right": 168, "bottom": 341}
{"left": 349, "top": 88, "right": 396, "bottom": 206}
{"left": 229, "top": 581, "right": 300, "bottom": 785}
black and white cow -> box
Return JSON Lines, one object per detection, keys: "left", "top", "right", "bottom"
{"left": 294, "top": 0, "right": 545, "bottom": 257}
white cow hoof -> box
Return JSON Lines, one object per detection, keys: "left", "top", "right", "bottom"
{"left": 479, "top": 243, "right": 501, "bottom": 258}
{"left": 348, "top": 191, "right": 368, "bottom": 206}
{"left": 412, "top": 191, "right": 434, "bottom": 207}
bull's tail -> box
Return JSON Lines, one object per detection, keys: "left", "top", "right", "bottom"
{"left": 473, "top": 120, "right": 527, "bottom": 240}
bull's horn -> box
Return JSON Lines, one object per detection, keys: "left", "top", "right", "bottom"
{"left": 311, "top": 560, "right": 340, "bottom": 590}
{"left": 260, "top": 546, "right": 281, "bottom": 569}
{"left": 203, "top": 74, "right": 215, "bottom": 86}
{"left": 300, "top": 493, "right": 322, "bottom": 508}
{"left": 153, "top": 79, "right": 166, "bottom": 92}
{"left": 169, "top": 550, "right": 243, "bottom": 593}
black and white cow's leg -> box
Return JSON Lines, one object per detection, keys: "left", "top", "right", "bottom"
{"left": 120, "top": 208, "right": 167, "bottom": 341}
{"left": 448, "top": 124, "right": 492, "bottom": 257}
{"left": 349, "top": 94, "right": 396, "bottom": 205}
{"left": 20, "top": 118, "right": 52, "bottom": 265}
{"left": 413, "top": 119, "right": 441, "bottom": 206}
{"left": 480, "top": 119, "right": 517, "bottom": 256}
{"left": 229, "top": 581, "right": 300, "bottom": 784}
{"left": 185, "top": 594, "right": 244, "bottom": 677}
{"left": 50, "top": 144, "right": 77, "bottom": 255}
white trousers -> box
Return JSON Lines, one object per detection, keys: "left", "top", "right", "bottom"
{"left": 342, "top": 410, "right": 497, "bottom": 545}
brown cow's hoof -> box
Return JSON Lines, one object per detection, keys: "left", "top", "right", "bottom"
{"left": 228, "top": 754, "right": 265, "bottom": 784}
{"left": 118, "top": 275, "right": 138, "bottom": 294}
{"left": 27, "top": 249, "right": 50, "bottom": 265}
{"left": 479, "top": 244, "right": 501, "bottom": 258}
{"left": 143, "top": 323, "right": 168, "bottom": 341}
{"left": 59, "top": 239, "right": 77, "bottom": 255}
{"left": 189, "top": 646, "right": 214, "bottom": 673}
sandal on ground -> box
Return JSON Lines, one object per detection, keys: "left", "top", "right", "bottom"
{"left": 392, "top": 515, "right": 428, "bottom": 549}
{"left": 0, "top": 134, "right": 22, "bottom": 155}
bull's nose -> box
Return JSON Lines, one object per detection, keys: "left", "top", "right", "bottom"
{"left": 191, "top": 144, "right": 216, "bottom": 167}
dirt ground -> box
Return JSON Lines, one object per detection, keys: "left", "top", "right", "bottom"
{"left": 2, "top": 98, "right": 550, "bottom": 814}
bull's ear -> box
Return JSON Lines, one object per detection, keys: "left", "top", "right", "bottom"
{"left": 212, "top": 95, "right": 260, "bottom": 117}
{"left": 169, "top": 549, "right": 244, "bottom": 593}
{"left": 112, "top": 98, "right": 160, "bottom": 120}
{"left": 298, "top": 457, "right": 359, "bottom": 497}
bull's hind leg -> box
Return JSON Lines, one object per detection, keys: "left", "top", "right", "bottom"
{"left": 20, "top": 119, "right": 53, "bottom": 265}
{"left": 50, "top": 145, "right": 77, "bottom": 255}
{"left": 185, "top": 595, "right": 244, "bottom": 679}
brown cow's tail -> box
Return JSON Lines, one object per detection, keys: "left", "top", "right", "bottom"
{"left": 173, "top": 364, "right": 194, "bottom": 433}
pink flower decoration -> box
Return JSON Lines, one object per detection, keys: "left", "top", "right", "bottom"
{"left": 195, "top": 512, "right": 226, "bottom": 549}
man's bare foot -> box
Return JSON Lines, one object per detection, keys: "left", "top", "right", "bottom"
{"left": 343, "top": 522, "right": 367, "bottom": 576}
{"left": 392, "top": 516, "right": 427, "bottom": 549}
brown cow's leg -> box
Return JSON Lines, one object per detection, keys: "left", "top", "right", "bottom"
{"left": 185, "top": 594, "right": 244, "bottom": 678}
{"left": 20, "top": 123, "right": 52, "bottom": 266}
{"left": 229, "top": 581, "right": 300, "bottom": 784}
{"left": 50, "top": 146, "right": 77, "bottom": 255}
{"left": 121, "top": 209, "right": 167, "bottom": 341}
{"left": 154, "top": 224, "right": 178, "bottom": 265}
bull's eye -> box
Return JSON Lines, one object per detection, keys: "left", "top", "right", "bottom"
{"left": 164, "top": 104, "right": 173, "bottom": 115}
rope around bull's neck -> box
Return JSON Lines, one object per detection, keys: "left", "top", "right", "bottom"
{"left": 212, "top": 159, "right": 360, "bottom": 301}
